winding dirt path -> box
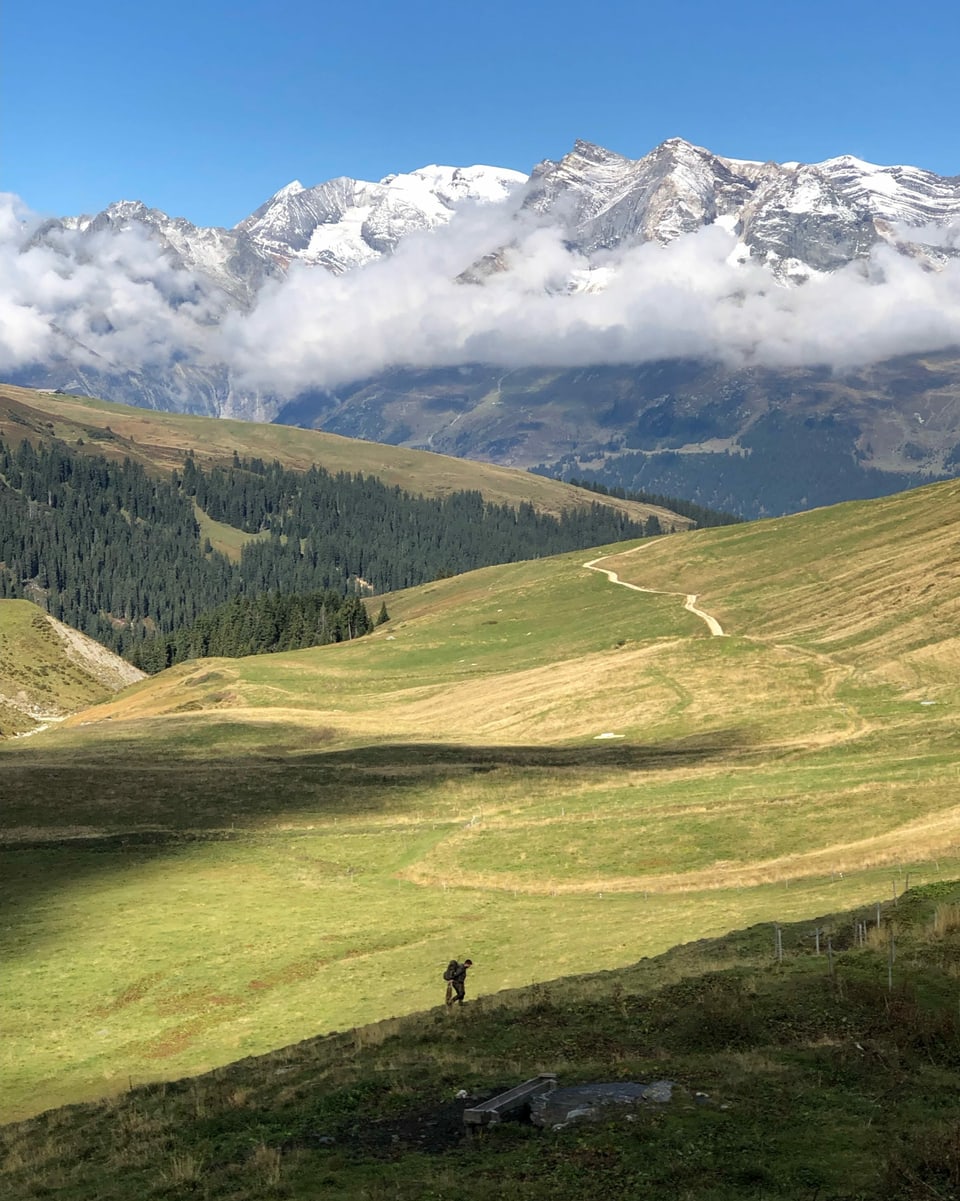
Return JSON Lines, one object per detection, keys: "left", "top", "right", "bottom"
{"left": 583, "top": 556, "right": 725, "bottom": 637}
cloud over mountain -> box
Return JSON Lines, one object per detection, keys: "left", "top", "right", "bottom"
{"left": 219, "top": 218, "right": 960, "bottom": 395}
{"left": 3, "top": 140, "right": 960, "bottom": 414}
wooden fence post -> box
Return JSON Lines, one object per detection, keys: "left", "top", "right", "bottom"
{"left": 888, "top": 927, "right": 895, "bottom": 992}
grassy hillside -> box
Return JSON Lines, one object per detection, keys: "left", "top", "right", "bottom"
{"left": 2, "top": 883, "right": 959, "bottom": 1200}
{"left": 0, "top": 600, "right": 143, "bottom": 737}
{"left": 0, "top": 383, "right": 688, "bottom": 526}
{"left": 4, "top": 471, "right": 960, "bottom": 1133}
{"left": 593, "top": 477, "right": 960, "bottom": 685}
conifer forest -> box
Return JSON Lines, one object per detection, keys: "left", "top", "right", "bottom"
{"left": 0, "top": 437, "right": 665, "bottom": 669}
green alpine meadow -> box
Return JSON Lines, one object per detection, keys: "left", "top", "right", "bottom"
{"left": 2, "top": 387, "right": 959, "bottom": 1199}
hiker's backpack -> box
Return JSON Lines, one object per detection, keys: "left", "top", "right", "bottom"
{"left": 443, "top": 960, "right": 459, "bottom": 981}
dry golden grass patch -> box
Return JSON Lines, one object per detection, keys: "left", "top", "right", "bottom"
{"left": 352, "top": 645, "right": 688, "bottom": 740}
{"left": 594, "top": 481, "right": 960, "bottom": 689}
{"left": 931, "top": 902, "right": 960, "bottom": 937}
{"left": 65, "top": 626, "right": 861, "bottom": 753}
{"left": 62, "top": 661, "right": 245, "bottom": 726}
{"left": 874, "top": 637, "right": 960, "bottom": 693}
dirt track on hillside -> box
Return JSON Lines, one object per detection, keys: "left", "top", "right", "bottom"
{"left": 583, "top": 556, "right": 725, "bottom": 636}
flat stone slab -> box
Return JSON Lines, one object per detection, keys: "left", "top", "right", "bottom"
{"left": 530, "top": 1081, "right": 676, "bottom": 1128}
{"left": 463, "top": 1074, "right": 558, "bottom": 1126}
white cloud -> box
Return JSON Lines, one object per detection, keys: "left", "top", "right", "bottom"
{"left": 0, "top": 196, "right": 221, "bottom": 375}
{"left": 219, "top": 215, "right": 960, "bottom": 393}
{"left": 2, "top": 191, "right": 960, "bottom": 401}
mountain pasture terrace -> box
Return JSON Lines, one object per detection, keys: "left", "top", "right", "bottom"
{"left": 3, "top": 484, "right": 960, "bottom": 1155}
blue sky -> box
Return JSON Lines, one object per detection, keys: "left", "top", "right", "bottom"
{"left": 4, "top": 0, "right": 959, "bottom": 228}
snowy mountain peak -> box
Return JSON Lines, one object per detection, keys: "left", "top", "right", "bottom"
{"left": 271, "top": 180, "right": 306, "bottom": 200}
{"left": 569, "top": 139, "right": 631, "bottom": 164}
{"left": 103, "top": 199, "right": 152, "bottom": 222}
{"left": 652, "top": 136, "right": 713, "bottom": 158}
{"left": 821, "top": 153, "right": 882, "bottom": 171}
{"left": 41, "top": 141, "right": 960, "bottom": 296}
{"left": 525, "top": 137, "right": 755, "bottom": 250}
{"left": 521, "top": 138, "right": 960, "bottom": 273}
{"left": 22, "top": 137, "right": 960, "bottom": 425}
{"left": 234, "top": 162, "right": 525, "bottom": 273}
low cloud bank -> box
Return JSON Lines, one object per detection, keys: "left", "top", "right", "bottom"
{"left": 0, "top": 195, "right": 222, "bottom": 378}
{"left": 3, "top": 192, "right": 960, "bottom": 401}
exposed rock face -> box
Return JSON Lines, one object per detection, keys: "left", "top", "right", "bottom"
{"left": 0, "top": 603, "right": 144, "bottom": 739}
{"left": 524, "top": 139, "right": 760, "bottom": 251}
{"left": 45, "top": 615, "right": 145, "bottom": 692}
{"left": 524, "top": 139, "right": 960, "bottom": 278}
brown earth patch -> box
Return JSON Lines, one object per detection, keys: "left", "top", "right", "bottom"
{"left": 154, "top": 989, "right": 244, "bottom": 1017}
{"left": 248, "top": 955, "right": 328, "bottom": 992}
{"left": 92, "top": 972, "right": 163, "bottom": 1017}
{"left": 140, "top": 1018, "right": 210, "bottom": 1059}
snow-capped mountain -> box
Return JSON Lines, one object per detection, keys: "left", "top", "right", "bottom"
{"left": 524, "top": 138, "right": 960, "bottom": 279}
{"left": 26, "top": 164, "right": 525, "bottom": 316}
{"left": 31, "top": 200, "right": 278, "bottom": 308}
{"left": 12, "top": 162, "right": 526, "bottom": 415}
{"left": 8, "top": 137, "right": 960, "bottom": 517}
{"left": 28, "top": 138, "right": 960, "bottom": 318}
{"left": 25, "top": 139, "right": 960, "bottom": 320}
{"left": 524, "top": 139, "right": 763, "bottom": 251}
{"left": 236, "top": 165, "right": 525, "bottom": 275}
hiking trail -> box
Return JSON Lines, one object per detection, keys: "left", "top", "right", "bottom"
{"left": 583, "top": 556, "right": 725, "bottom": 637}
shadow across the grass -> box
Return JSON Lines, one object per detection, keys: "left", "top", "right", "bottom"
{"left": 1, "top": 721, "right": 760, "bottom": 828}
{"left": 0, "top": 722, "right": 759, "bottom": 955}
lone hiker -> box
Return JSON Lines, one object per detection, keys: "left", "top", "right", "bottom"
{"left": 443, "top": 958, "right": 473, "bottom": 1005}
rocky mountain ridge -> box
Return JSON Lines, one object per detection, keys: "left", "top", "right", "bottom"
{"left": 8, "top": 138, "right": 960, "bottom": 515}
{"left": 33, "top": 138, "right": 960, "bottom": 301}
{"left": 524, "top": 138, "right": 960, "bottom": 279}
{"left": 236, "top": 164, "right": 525, "bottom": 275}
